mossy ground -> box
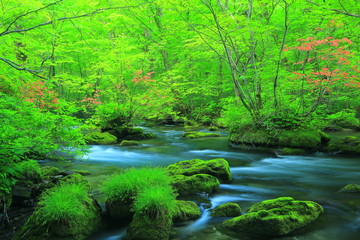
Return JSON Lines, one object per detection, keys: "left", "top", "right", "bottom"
{"left": 229, "top": 127, "right": 327, "bottom": 150}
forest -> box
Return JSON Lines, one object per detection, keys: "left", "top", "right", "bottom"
{"left": 0, "top": 0, "right": 359, "bottom": 240}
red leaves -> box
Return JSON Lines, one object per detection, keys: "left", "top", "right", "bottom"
{"left": 131, "top": 70, "right": 155, "bottom": 84}
{"left": 21, "top": 81, "right": 59, "bottom": 110}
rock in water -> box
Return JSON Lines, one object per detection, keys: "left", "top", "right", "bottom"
{"left": 211, "top": 203, "right": 241, "bottom": 217}
{"left": 223, "top": 197, "right": 323, "bottom": 237}
{"left": 167, "top": 158, "right": 232, "bottom": 183}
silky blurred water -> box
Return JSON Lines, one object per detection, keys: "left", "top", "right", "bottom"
{"left": 45, "top": 126, "right": 360, "bottom": 240}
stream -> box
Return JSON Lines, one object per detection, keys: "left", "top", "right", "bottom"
{"left": 44, "top": 126, "right": 360, "bottom": 240}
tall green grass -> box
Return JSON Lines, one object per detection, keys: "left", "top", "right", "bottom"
{"left": 102, "top": 167, "right": 171, "bottom": 201}
{"left": 35, "top": 182, "right": 93, "bottom": 225}
{"left": 134, "top": 185, "right": 177, "bottom": 219}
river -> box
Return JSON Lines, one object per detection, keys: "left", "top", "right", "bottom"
{"left": 44, "top": 126, "right": 360, "bottom": 240}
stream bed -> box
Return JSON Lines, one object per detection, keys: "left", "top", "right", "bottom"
{"left": 43, "top": 126, "right": 360, "bottom": 240}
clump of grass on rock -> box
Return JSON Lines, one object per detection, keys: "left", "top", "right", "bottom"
{"left": 14, "top": 182, "right": 101, "bottom": 240}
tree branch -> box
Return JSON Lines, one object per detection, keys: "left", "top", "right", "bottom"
{"left": 0, "top": 57, "right": 46, "bottom": 79}
{"left": 0, "top": 1, "right": 151, "bottom": 37}
{"left": 306, "top": 0, "right": 360, "bottom": 18}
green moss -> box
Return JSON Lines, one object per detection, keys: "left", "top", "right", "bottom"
{"left": 14, "top": 183, "right": 101, "bottom": 240}
{"left": 326, "top": 136, "right": 360, "bottom": 154}
{"left": 170, "top": 174, "right": 220, "bottom": 195}
{"left": 84, "top": 131, "right": 117, "bottom": 145}
{"left": 230, "top": 127, "right": 324, "bottom": 150}
{"left": 105, "top": 197, "right": 133, "bottom": 220}
{"left": 167, "top": 158, "right": 232, "bottom": 183}
{"left": 339, "top": 184, "right": 360, "bottom": 193}
{"left": 223, "top": 197, "right": 323, "bottom": 237}
{"left": 59, "top": 173, "right": 91, "bottom": 191}
{"left": 208, "top": 126, "right": 219, "bottom": 131}
{"left": 71, "top": 170, "right": 90, "bottom": 176}
{"left": 211, "top": 203, "right": 241, "bottom": 217}
{"left": 173, "top": 200, "right": 201, "bottom": 222}
{"left": 277, "top": 129, "right": 321, "bottom": 149}
{"left": 120, "top": 140, "right": 140, "bottom": 146}
{"left": 126, "top": 211, "right": 172, "bottom": 240}
{"left": 183, "top": 131, "right": 221, "bottom": 139}
{"left": 280, "top": 148, "right": 306, "bottom": 155}
{"left": 229, "top": 130, "right": 272, "bottom": 146}
{"left": 40, "top": 166, "right": 60, "bottom": 179}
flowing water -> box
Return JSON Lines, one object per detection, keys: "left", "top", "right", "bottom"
{"left": 44, "top": 126, "right": 360, "bottom": 240}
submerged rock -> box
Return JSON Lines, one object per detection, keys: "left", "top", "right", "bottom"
{"left": 84, "top": 131, "right": 117, "bottom": 145}
{"left": 339, "top": 184, "right": 360, "bottom": 193}
{"left": 211, "top": 203, "right": 241, "bottom": 217}
{"left": 223, "top": 197, "right": 323, "bottom": 237}
{"left": 183, "top": 131, "right": 221, "bottom": 139}
{"left": 120, "top": 140, "right": 140, "bottom": 146}
{"left": 170, "top": 174, "right": 220, "bottom": 195}
{"left": 167, "top": 158, "right": 232, "bottom": 183}
{"left": 173, "top": 200, "right": 201, "bottom": 222}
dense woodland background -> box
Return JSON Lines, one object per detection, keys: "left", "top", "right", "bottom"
{"left": 1, "top": 0, "right": 359, "bottom": 207}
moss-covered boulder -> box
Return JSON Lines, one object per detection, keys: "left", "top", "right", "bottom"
{"left": 211, "top": 203, "right": 241, "bottom": 217}
{"left": 223, "top": 197, "right": 323, "bottom": 237}
{"left": 183, "top": 131, "right": 221, "bottom": 139}
{"left": 126, "top": 212, "right": 172, "bottom": 240}
{"left": 339, "top": 184, "right": 360, "bottom": 193}
{"left": 173, "top": 200, "right": 201, "bottom": 222}
{"left": 280, "top": 148, "right": 306, "bottom": 155}
{"left": 13, "top": 183, "right": 102, "bottom": 240}
{"left": 120, "top": 140, "right": 140, "bottom": 146}
{"left": 59, "top": 173, "right": 91, "bottom": 191}
{"left": 326, "top": 136, "right": 360, "bottom": 155}
{"left": 167, "top": 158, "right": 232, "bottom": 183}
{"left": 105, "top": 197, "right": 133, "bottom": 222}
{"left": 170, "top": 174, "right": 220, "bottom": 195}
{"left": 229, "top": 127, "right": 327, "bottom": 150}
{"left": 71, "top": 170, "right": 90, "bottom": 176}
{"left": 84, "top": 131, "right": 117, "bottom": 145}
{"left": 105, "top": 127, "right": 155, "bottom": 141}
{"left": 40, "top": 166, "right": 61, "bottom": 178}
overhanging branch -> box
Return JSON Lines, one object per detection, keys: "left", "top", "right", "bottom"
{"left": 306, "top": 0, "right": 360, "bottom": 18}
{"left": 0, "top": 1, "right": 151, "bottom": 37}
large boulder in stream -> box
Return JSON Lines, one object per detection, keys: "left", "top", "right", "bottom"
{"left": 13, "top": 182, "right": 102, "bottom": 240}
{"left": 170, "top": 174, "right": 220, "bottom": 195}
{"left": 223, "top": 197, "right": 323, "bottom": 237}
{"left": 167, "top": 158, "right": 232, "bottom": 183}
{"left": 173, "top": 200, "right": 201, "bottom": 222}
{"left": 211, "top": 203, "right": 242, "bottom": 217}
{"left": 84, "top": 131, "right": 117, "bottom": 145}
